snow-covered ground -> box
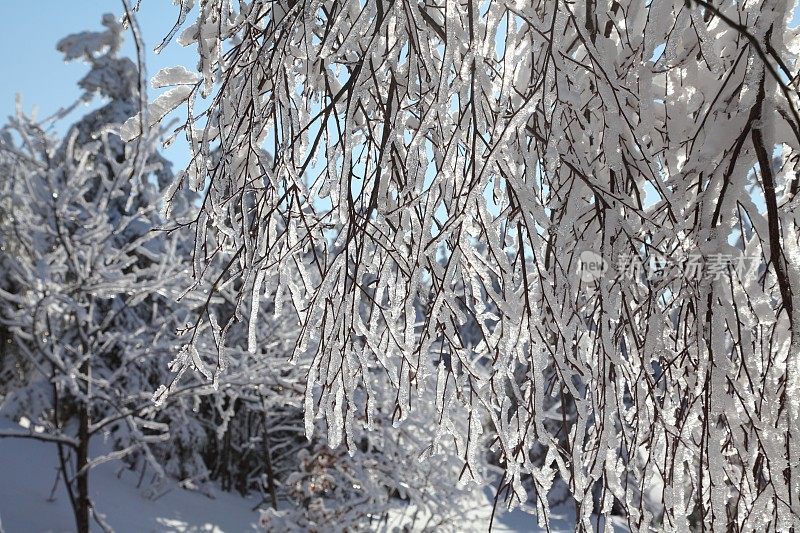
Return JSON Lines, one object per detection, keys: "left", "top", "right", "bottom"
{"left": 0, "top": 418, "right": 586, "bottom": 532}
{"left": 0, "top": 418, "right": 263, "bottom": 532}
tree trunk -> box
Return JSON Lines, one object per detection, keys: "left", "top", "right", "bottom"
{"left": 260, "top": 397, "right": 278, "bottom": 510}
{"left": 74, "top": 359, "right": 90, "bottom": 533}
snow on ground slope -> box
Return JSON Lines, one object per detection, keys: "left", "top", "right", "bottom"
{"left": 0, "top": 419, "right": 262, "bottom": 532}
{"left": 0, "top": 418, "right": 616, "bottom": 532}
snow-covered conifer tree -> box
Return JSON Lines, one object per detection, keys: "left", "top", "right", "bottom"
{"left": 0, "top": 15, "right": 204, "bottom": 532}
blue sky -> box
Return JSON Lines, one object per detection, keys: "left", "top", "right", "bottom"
{"left": 1, "top": 2, "right": 799, "bottom": 174}
{"left": 0, "top": 1, "right": 196, "bottom": 168}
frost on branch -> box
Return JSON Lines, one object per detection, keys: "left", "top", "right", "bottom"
{"left": 142, "top": 0, "right": 800, "bottom": 529}
{"left": 151, "top": 66, "right": 199, "bottom": 88}
{"left": 120, "top": 85, "right": 193, "bottom": 142}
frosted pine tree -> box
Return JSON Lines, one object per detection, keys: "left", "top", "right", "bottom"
{"left": 129, "top": 0, "right": 800, "bottom": 529}
{"left": 0, "top": 15, "right": 206, "bottom": 532}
